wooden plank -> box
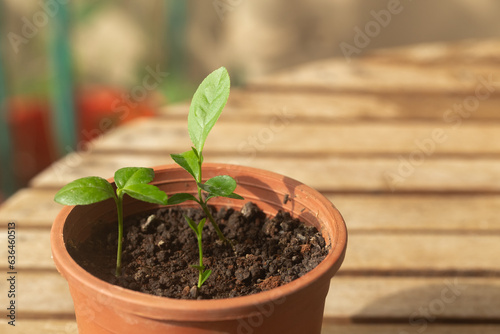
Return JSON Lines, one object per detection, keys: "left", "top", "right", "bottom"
{"left": 0, "top": 272, "right": 74, "bottom": 316}
{"left": 0, "top": 320, "right": 77, "bottom": 334}
{"left": 227, "top": 90, "right": 500, "bottom": 121}
{"left": 0, "top": 188, "right": 60, "bottom": 227}
{"left": 4, "top": 272, "right": 500, "bottom": 320}
{"left": 90, "top": 118, "right": 500, "bottom": 155}
{"left": 248, "top": 59, "right": 500, "bottom": 95}
{"left": 2, "top": 189, "right": 500, "bottom": 231}
{"left": 30, "top": 152, "right": 167, "bottom": 189}
{"left": 341, "top": 234, "right": 500, "bottom": 273}
{"left": 321, "top": 324, "right": 500, "bottom": 334}
{"left": 332, "top": 194, "right": 500, "bottom": 232}
{"left": 161, "top": 91, "right": 500, "bottom": 121}
{"left": 30, "top": 153, "right": 500, "bottom": 193}
{"left": 0, "top": 229, "right": 52, "bottom": 270}
{"left": 1, "top": 321, "right": 499, "bottom": 334}
{"left": 326, "top": 276, "right": 500, "bottom": 319}
{"left": 366, "top": 39, "right": 500, "bottom": 66}
{"left": 3, "top": 229, "right": 499, "bottom": 273}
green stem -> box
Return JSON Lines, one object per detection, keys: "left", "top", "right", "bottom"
{"left": 200, "top": 201, "right": 228, "bottom": 244}
{"left": 196, "top": 156, "right": 228, "bottom": 244}
{"left": 115, "top": 195, "right": 124, "bottom": 277}
{"left": 197, "top": 233, "right": 203, "bottom": 288}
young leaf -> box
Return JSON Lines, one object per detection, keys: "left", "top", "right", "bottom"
{"left": 114, "top": 167, "right": 154, "bottom": 189}
{"left": 223, "top": 192, "right": 244, "bottom": 200}
{"left": 122, "top": 184, "right": 168, "bottom": 204}
{"left": 168, "top": 193, "right": 198, "bottom": 205}
{"left": 188, "top": 67, "right": 230, "bottom": 153}
{"left": 191, "top": 146, "right": 204, "bottom": 165}
{"left": 197, "top": 218, "right": 207, "bottom": 235}
{"left": 54, "top": 176, "right": 115, "bottom": 205}
{"left": 191, "top": 146, "right": 201, "bottom": 159}
{"left": 200, "top": 270, "right": 212, "bottom": 286}
{"left": 191, "top": 265, "right": 205, "bottom": 271}
{"left": 170, "top": 150, "right": 200, "bottom": 181}
{"left": 198, "top": 175, "right": 237, "bottom": 197}
{"left": 185, "top": 215, "right": 199, "bottom": 235}
{"left": 206, "top": 191, "right": 244, "bottom": 202}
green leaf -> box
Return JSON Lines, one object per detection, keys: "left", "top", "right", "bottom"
{"left": 206, "top": 191, "right": 244, "bottom": 202}
{"left": 198, "top": 175, "right": 237, "bottom": 197}
{"left": 191, "top": 265, "right": 205, "bottom": 271}
{"left": 191, "top": 146, "right": 200, "bottom": 159}
{"left": 122, "top": 184, "right": 168, "bottom": 204}
{"left": 54, "top": 176, "right": 115, "bottom": 205}
{"left": 191, "top": 146, "right": 204, "bottom": 164}
{"left": 224, "top": 192, "right": 244, "bottom": 200}
{"left": 170, "top": 149, "right": 201, "bottom": 181}
{"left": 188, "top": 67, "right": 230, "bottom": 153}
{"left": 168, "top": 193, "right": 198, "bottom": 205}
{"left": 200, "top": 269, "right": 212, "bottom": 286}
{"left": 184, "top": 215, "right": 199, "bottom": 235}
{"left": 197, "top": 218, "right": 207, "bottom": 235}
{"left": 114, "top": 167, "right": 154, "bottom": 189}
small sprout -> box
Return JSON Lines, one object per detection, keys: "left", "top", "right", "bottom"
{"left": 185, "top": 216, "right": 212, "bottom": 289}
{"left": 54, "top": 167, "right": 168, "bottom": 277}
{"left": 169, "top": 67, "right": 243, "bottom": 289}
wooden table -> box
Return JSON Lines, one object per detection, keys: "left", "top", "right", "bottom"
{"left": 1, "top": 39, "right": 500, "bottom": 333}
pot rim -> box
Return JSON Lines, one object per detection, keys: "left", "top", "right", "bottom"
{"left": 51, "top": 163, "right": 347, "bottom": 321}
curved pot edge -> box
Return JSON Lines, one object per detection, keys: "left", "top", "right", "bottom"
{"left": 50, "top": 163, "right": 348, "bottom": 321}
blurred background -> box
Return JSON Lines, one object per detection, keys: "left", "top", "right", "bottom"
{"left": 1, "top": 0, "right": 500, "bottom": 201}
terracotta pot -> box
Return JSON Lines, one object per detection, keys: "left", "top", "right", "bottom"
{"left": 76, "top": 86, "right": 156, "bottom": 143}
{"left": 51, "top": 164, "right": 347, "bottom": 333}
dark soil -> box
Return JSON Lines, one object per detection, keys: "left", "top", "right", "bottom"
{"left": 68, "top": 202, "right": 328, "bottom": 300}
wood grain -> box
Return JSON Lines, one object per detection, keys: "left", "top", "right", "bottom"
{"left": 6, "top": 40, "right": 500, "bottom": 329}
{"left": 248, "top": 59, "right": 500, "bottom": 95}
{"left": 0, "top": 272, "right": 74, "bottom": 316}
{"left": 89, "top": 118, "right": 500, "bottom": 155}
{"left": 325, "top": 276, "right": 500, "bottom": 319}
{"left": 0, "top": 229, "right": 53, "bottom": 270}
{"left": 341, "top": 234, "right": 500, "bottom": 273}
{"left": 332, "top": 194, "right": 500, "bottom": 232}
{"left": 3, "top": 229, "right": 499, "bottom": 273}
{"left": 3, "top": 188, "right": 499, "bottom": 232}
{"left": 30, "top": 152, "right": 500, "bottom": 193}
{"left": 321, "top": 324, "right": 500, "bottom": 334}
{"left": 0, "top": 188, "right": 60, "bottom": 227}
{"left": 366, "top": 39, "right": 500, "bottom": 66}
{"left": 4, "top": 272, "right": 500, "bottom": 321}
{"left": 2, "top": 321, "right": 499, "bottom": 334}
{"left": 161, "top": 90, "right": 500, "bottom": 121}
{"left": 0, "top": 320, "right": 77, "bottom": 334}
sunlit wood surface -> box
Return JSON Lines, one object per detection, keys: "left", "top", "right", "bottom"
{"left": 1, "top": 39, "right": 500, "bottom": 333}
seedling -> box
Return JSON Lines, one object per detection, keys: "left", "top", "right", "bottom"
{"left": 54, "top": 68, "right": 241, "bottom": 290}
{"left": 169, "top": 67, "right": 243, "bottom": 288}
{"left": 54, "top": 167, "right": 168, "bottom": 276}
{"left": 185, "top": 216, "right": 211, "bottom": 289}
